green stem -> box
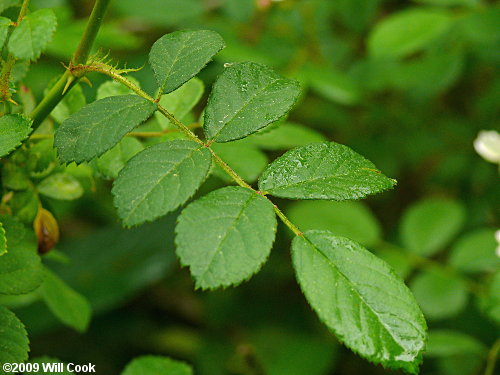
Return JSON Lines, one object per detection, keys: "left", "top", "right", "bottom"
{"left": 17, "top": 0, "right": 31, "bottom": 21}
{"left": 29, "top": 0, "right": 112, "bottom": 129}
{"left": 484, "top": 338, "right": 500, "bottom": 375}
{"left": 79, "top": 63, "right": 304, "bottom": 237}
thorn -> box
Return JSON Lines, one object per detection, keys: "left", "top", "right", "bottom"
{"left": 80, "top": 76, "right": 93, "bottom": 88}
{"left": 8, "top": 98, "right": 18, "bottom": 105}
{"left": 62, "top": 76, "right": 75, "bottom": 95}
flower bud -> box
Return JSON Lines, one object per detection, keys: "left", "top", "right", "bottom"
{"left": 473, "top": 130, "right": 500, "bottom": 164}
{"left": 33, "top": 208, "right": 60, "bottom": 254}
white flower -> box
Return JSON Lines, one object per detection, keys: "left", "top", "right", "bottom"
{"left": 474, "top": 130, "right": 500, "bottom": 164}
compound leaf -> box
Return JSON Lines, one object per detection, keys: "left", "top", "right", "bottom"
{"left": 0, "top": 307, "right": 29, "bottom": 365}
{"left": 55, "top": 95, "right": 157, "bottom": 163}
{"left": 0, "top": 215, "right": 43, "bottom": 295}
{"left": 400, "top": 198, "right": 465, "bottom": 256}
{"left": 259, "top": 142, "right": 396, "bottom": 200}
{"left": 112, "top": 140, "right": 211, "bottom": 227}
{"left": 204, "top": 62, "right": 301, "bottom": 142}
{"left": 292, "top": 231, "right": 426, "bottom": 374}
{"left": 176, "top": 186, "right": 277, "bottom": 289}
{"left": 8, "top": 8, "right": 57, "bottom": 60}
{"left": 0, "top": 114, "right": 32, "bottom": 158}
{"left": 42, "top": 268, "right": 91, "bottom": 332}
{"left": 121, "top": 355, "right": 193, "bottom": 375}
{"left": 149, "top": 30, "right": 224, "bottom": 94}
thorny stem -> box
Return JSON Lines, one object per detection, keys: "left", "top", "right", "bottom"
{"left": 29, "top": 0, "right": 112, "bottom": 129}
{"left": 77, "top": 63, "right": 304, "bottom": 237}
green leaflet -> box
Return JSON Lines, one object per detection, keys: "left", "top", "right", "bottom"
{"left": 42, "top": 268, "right": 91, "bottom": 332}
{"left": 368, "top": 9, "right": 452, "bottom": 59}
{"left": 410, "top": 269, "right": 467, "bottom": 320}
{"left": 49, "top": 83, "right": 86, "bottom": 124}
{"left": 204, "top": 62, "right": 301, "bottom": 142}
{"left": 259, "top": 142, "right": 396, "bottom": 200}
{"left": 55, "top": 95, "right": 157, "bottom": 163}
{"left": 8, "top": 8, "right": 57, "bottom": 61}
{"left": 112, "top": 140, "right": 211, "bottom": 227}
{"left": 96, "top": 77, "right": 140, "bottom": 100}
{"left": 448, "top": 229, "right": 500, "bottom": 273}
{"left": 0, "top": 222, "right": 6, "bottom": 256}
{"left": 121, "top": 355, "right": 193, "bottom": 375}
{"left": 400, "top": 198, "right": 465, "bottom": 256}
{"left": 247, "top": 122, "right": 327, "bottom": 150}
{"left": 0, "top": 114, "right": 32, "bottom": 158}
{"left": 37, "top": 173, "right": 84, "bottom": 201}
{"left": 292, "top": 231, "right": 426, "bottom": 374}
{"left": 154, "top": 77, "right": 204, "bottom": 129}
{"left": 425, "top": 330, "right": 486, "bottom": 358}
{"left": 149, "top": 30, "right": 225, "bottom": 94}
{"left": 0, "top": 215, "right": 43, "bottom": 295}
{"left": 176, "top": 186, "right": 277, "bottom": 289}
{"left": 0, "top": 17, "right": 10, "bottom": 48}
{"left": 0, "top": 307, "right": 29, "bottom": 365}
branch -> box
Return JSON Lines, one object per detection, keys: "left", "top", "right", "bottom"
{"left": 29, "top": 0, "right": 112, "bottom": 129}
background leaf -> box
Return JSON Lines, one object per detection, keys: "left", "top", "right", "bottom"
{"left": 149, "top": 30, "right": 224, "bottom": 94}
{"left": 400, "top": 198, "right": 465, "bottom": 256}
{"left": 246, "top": 122, "right": 326, "bottom": 150}
{"left": 121, "top": 355, "right": 192, "bottom": 375}
{"left": 259, "top": 142, "right": 396, "bottom": 200}
{"left": 368, "top": 9, "right": 452, "bottom": 58}
{"left": 448, "top": 229, "right": 500, "bottom": 273}
{"left": 204, "top": 62, "right": 301, "bottom": 142}
{"left": 37, "top": 173, "right": 83, "bottom": 200}
{"left": 55, "top": 95, "right": 157, "bottom": 163}
{"left": 176, "top": 186, "right": 277, "bottom": 289}
{"left": 410, "top": 268, "right": 468, "bottom": 320}
{"left": 95, "top": 137, "right": 144, "bottom": 180}
{"left": 292, "top": 231, "right": 426, "bottom": 374}
{"left": 112, "top": 140, "right": 211, "bottom": 227}
{"left": 41, "top": 268, "right": 91, "bottom": 332}
{"left": 8, "top": 8, "right": 57, "bottom": 60}
{"left": 0, "top": 114, "right": 32, "bottom": 158}
{"left": 0, "top": 215, "right": 43, "bottom": 295}
{"left": 0, "top": 307, "right": 29, "bottom": 366}
{"left": 286, "top": 201, "right": 382, "bottom": 247}
{"left": 0, "top": 16, "right": 10, "bottom": 47}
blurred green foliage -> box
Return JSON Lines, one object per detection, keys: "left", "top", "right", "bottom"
{"left": 0, "top": 0, "right": 499, "bottom": 374}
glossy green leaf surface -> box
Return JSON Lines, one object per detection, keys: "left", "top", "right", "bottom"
{"left": 0, "top": 215, "right": 43, "bottom": 295}
{"left": 121, "top": 355, "right": 193, "bottom": 375}
{"left": 149, "top": 30, "right": 224, "bottom": 94}
{"left": 368, "top": 9, "right": 452, "bottom": 59}
{"left": 292, "top": 231, "right": 426, "bottom": 374}
{"left": 37, "top": 173, "right": 83, "bottom": 200}
{"left": 0, "top": 307, "right": 29, "bottom": 366}
{"left": 259, "top": 142, "right": 396, "bottom": 200}
{"left": 410, "top": 269, "right": 467, "bottom": 320}
{"left": 8, "top": 8, "right": 57, "bottom": 60}
{"left": 0, "top": 114, "right": 32, "bottom": 158}
{"left": 204, "top": 62, "right": 301, "bottom": 142}
{"left": 400, "top": 198, "right": 465, "bottom": 256}
{"left": 176, "top": 187, "right": 277, "bottom": 289}
{"left": 55, "top": 95, "right": 157, "bottom": 163}
{"left": 112, "top": 140, "right": 211, "bottom": 227}
{"left": 42, "top": 268, "right": 91, "bottom": 332}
